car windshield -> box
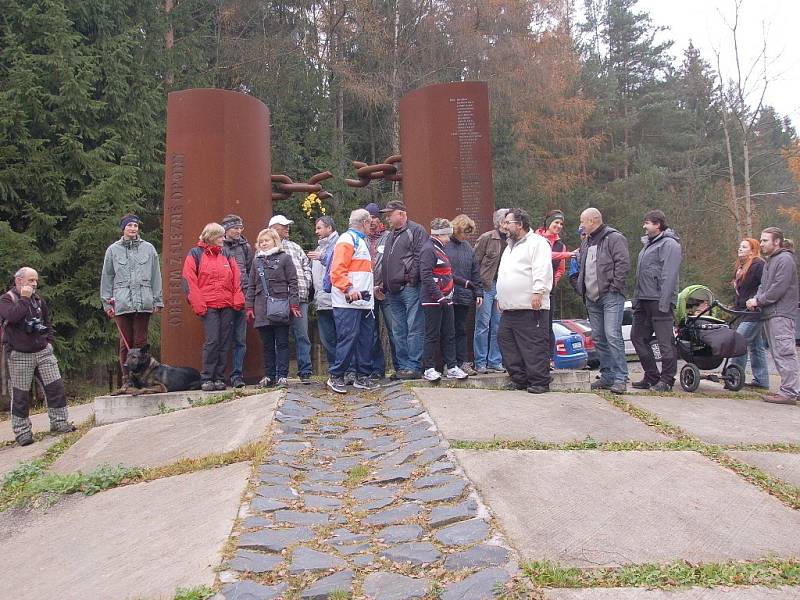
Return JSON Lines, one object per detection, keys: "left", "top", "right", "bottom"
{"left": 552, "top": 322, "right": 572, "bottom": 337}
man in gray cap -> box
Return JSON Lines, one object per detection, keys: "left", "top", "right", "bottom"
{"left": 221, "top": 214, "right": 252, "bottom": 388}
{"left": 366, "top": 202, "right": 397, "bottom": 379}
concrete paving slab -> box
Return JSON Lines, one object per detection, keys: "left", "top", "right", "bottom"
{"left": 0, "top": 462, "right": 250, "bottom": 600}
{"left": 0, "top": 402, "right": 94, "bottom": 444}
{"left": 414, "top": 388, "right": 666, "bottom": 442}
{"left": 51, "top": 392, "right": 278, "bottom": 473}
{"left": 628, "top": 396, "right": 800, "bottom": 445}
{"left": 454, "top": 449, "right": 800, "bottom": 566}
{"left": 543, "top": 587, "right": 800, "bottom": 599}
{"left": 0, "top": 438, "right": 58, "bottom": 479}
{"left": 728, "top": 451, "right": 800, "bottom": 488}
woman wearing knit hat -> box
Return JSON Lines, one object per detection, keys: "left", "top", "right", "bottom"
{"left": 100, "top": 213, "right": 164, "bottom": 394}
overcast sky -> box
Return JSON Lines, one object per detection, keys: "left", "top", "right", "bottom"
{"left": 637, "top": 0, "right": 799, "bottom": 124}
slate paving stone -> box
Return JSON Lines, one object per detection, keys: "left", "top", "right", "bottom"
{"left": 343, "top": 430, "right": 374, "bottom": 440}
{"left": 319, "top": 426, "right": 345, "bottom": 434}
{"left": 377, "top": 524, "right": 424, "bottom": 543}
{"left": 381, "top": 541, "right": 442, "bottom": 565}
{"left": 259, "top": 475, "right": 291, "bottom": 486}
{"left": 300, "top": 569, "right": 353, "bottom": 600}
{"left": 273, "top": 510, "right": 330, "bottom": 526}
{"left": 384, "top": 406, "right": 424, "bottom": 419}
{"left": 300, "top": 483, "right": 346, "bottom": 494}
{"left": 442, "top": 568, "right": 510, "bottom": 600}
{"left": 314, "top": 438, "right": 349, "bottom": 451}
{"left": 303, "top": 495, "right": 344, "bottom": 510}
{"left": 414, "top": 474, "right": 462, "bottom": 489}
{"left": 366, "top": 435, "right": 397, "bottom": 449}
{"left": 288, "top": 546, "right": 347, "bottom": 573}
{"left": 218, "top": 580, "right": 288, "bottom": 600}
{"left": 238, "top": 527, "right": 315, "bottom": 552}
{"left": 227, "top": 550, "right": 283, "bottom": 573}
{"left": 363, "top": 572, "right": 430, "bottom": 600}
{"left": 355, "top": 406, "right": 381, "bottom": 418}
{"left": 331, "top": 457, "right": 363, "bottom": 470}
{"left": 242, "top": 516, "right": 272, "bottom": 529}
{"left": 251, "top": 497, "right": 290, "bottom": 513}
{"left": 255, "top": 484, "right": 296, "bottom": 500}
{"left": 433, "top": 518, "right": 490, "bottom": 546}
{"left": 444, "top": 544, "right": 511, "bottom": 572}
{"left": 373, "top": 465, "right": 415, "bottom": 483}
{"left": 405, "top": 429, "right": 438, "bottom": 442}
{"left": 356, "top": 497, "right": 395, "bottom": 512}
{"left": 429, "top": 499, "right": 478, "bottom": 528}
{"left": 352, "top": 416, "right": 386, "bottom": 429}
{"left": 274, "top": 442, "right": 309, "bottom": 455}
{"left": 404, "top": 480, "right": 466, "bottom": 502}
{"left": 352, "top": 485, "right": 398, "bottom": 501}
{"left": 279, "top": 401, "right": 317, "bottom": 418}
{"left": 386, "top": 398, "right": 416, "bottom": 410}
{"left": 363, "top": 503, "right": 422, "bottom": 526}
{"left": 368, "top": 441, "right": 402, "bottom": 455}
{"left": 416, "top": 446, "right": 449, "bottom": 465}
{"left": 336, "top": 542, "right": 372, "bottom": 555}
{"left": 276, "top": 413, "right": 311, "bottom": 424}
{"left": 326, "top": 529, "right": 371, "bottom": 545}
{"left": 353, "top": 554, "right": 375, "bottom": 567}
{"left": 306, "top": 470, "right": 345, "bottom": 483}
{"left": 295, "top": 397, "right": 332, "bottom": 412}
{"left": 260, "top": 464, "right": 296, "bottom": 476}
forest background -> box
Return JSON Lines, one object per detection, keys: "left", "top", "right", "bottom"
{"left": 1, "top": 0, "right": 798, "bottom": 380}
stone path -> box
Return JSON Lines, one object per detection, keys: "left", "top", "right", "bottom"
{"left": 216, "top": 384, "right": 517, "bottom": 600}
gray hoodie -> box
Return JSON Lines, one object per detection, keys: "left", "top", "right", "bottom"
{"left": 311, "top": 231, "right": 338, "bottom": 311}
{"left": 633, "top": 228, "right": 682, "bottom": 313}
{"left": 755, "top": 248, "right": 798, "bottom": 319}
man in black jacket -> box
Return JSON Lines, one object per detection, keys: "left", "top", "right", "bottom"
{"left": 0, "top": 267, "right": 75, "bottom": 446}
{"left": 379, "top": 200, "right": 428, "bottom": 379}
{"left": 222, "top": 214, "right": 253, "bottom": 388}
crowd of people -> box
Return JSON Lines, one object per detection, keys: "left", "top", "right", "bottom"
{"left": 2, "top": 203, "right": 798, "bottom": 446}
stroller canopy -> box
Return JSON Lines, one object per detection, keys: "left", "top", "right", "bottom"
{"left": 676, "top": 285, "right": 715, "bottom": 324}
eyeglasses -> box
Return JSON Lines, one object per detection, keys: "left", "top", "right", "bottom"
{"left": 503, "top": 220, "right": 519, "bottom": 225}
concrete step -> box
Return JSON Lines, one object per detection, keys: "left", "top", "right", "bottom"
{"left": 409, "top": 370, "right": 591, "bottom": 392}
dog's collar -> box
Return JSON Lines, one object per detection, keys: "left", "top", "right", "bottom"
{"left": 138, "top": 357, "right": 159, "bottom": 380}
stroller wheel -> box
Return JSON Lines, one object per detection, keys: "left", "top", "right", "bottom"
{"left": 723, "top": 364, "right": 745, "bottom": 391}
{"left": 680, "top": 363, "right": 701, "bottom": 392}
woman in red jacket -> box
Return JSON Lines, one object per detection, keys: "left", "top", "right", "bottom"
{"left": 182, "top": 222, "right": 245, "bottom": 391}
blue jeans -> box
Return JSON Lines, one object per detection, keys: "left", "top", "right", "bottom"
{"left": 316, "top": 309, "right": 337, "bottom": 366}
{"left": 730, "top": 320, "right": 769, "bottom": 387}
{"left": 388, "top": 286, "right": 425, "bottom": 372}
{"left": 291, "top": 302, "right": 312, "bottom": 376}
{"left": 331, "top": 308, "right": 375, "bottom": 378}
{"left": 473, "top": 283, "right": 503, "bottom": 369}
{"left": 230, "top": 308, "right": 247, "bottom": 380}
{"left": 585, "top": 292, "right": 628, "bottom": 384}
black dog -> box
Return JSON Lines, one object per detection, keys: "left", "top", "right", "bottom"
{"left": 121, "top": 344, "right": 202, "bottom": 395}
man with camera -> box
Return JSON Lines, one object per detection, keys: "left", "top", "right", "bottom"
{"left": 0, "top": 267, "right": 75, "bottom": 446}
{"left": 326, "top": 208, "right": 379, "bottom": 393}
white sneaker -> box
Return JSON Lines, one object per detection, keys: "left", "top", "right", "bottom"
{"left": 423, "top": 368, "right": 442, "bottom": 381}
{"left": 446, "top": 366, "right": 469, "bottom": 379}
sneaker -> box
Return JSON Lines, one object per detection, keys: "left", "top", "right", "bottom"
{"left": 327, "top": 377, "right": 347, "bottom": 394}
{"left": 527, "top": 385, "right": 550, "bottom": 394}
{"left": 423, "top": 368, "right": 442, "bottom": 381}
{"left": 650, "top": 381, "right": 672, "bottom": 393}
{"left": 354, "top": 376, "right": 380, "bottom": 391}
{"left": 487, "top": 365, "right": 506, "bottom": 373}
{"left": 609, "top": 382, "right": 627, "bottom": 395}
{"left": 201, "top": 381, "right": 215, "bottom": 392}
{"left": 16, "top": 432, "right": 33, "bottom": 446}
{"left": 257, "top": 376, "right": 274, "bottom": 388}
{"left": 343, "top": 372, "right": 356, "bottom": 385}
{"left": 590, "top": 379, "right": 613, "bottom": 391}
{"left": 459, "top": 362, "right": 478, "bottom": 376}
{"left": 232, "top": 376, "right": 245, "bottom": 389}
{"left": 475, "top": 366, "right": 489, "bottom": 374}
{"left": 50, "top": 421, "right": 76, "bottom": 434}
{"left": 396, "top": 370, "right": 419, "bottom": 380}
{"left": 299, "top": 373, "right": 312, "bottom": 385}
{"left": 214, "top": 380, "right": 227, "bottom": 391}
{"left": 763, "top": 393, "right": 797, "bottom": 406}
{"left": 276, "top": 377, "right": 288, "bottom": 388}
{"left": 632, "top": 380, "right": 652, "bottom": 390}
{"left": 745, "top": 382, "right": 770, "bottom": 390}
{"left": 446, "top": 366, "right": 469, "bottom": 380}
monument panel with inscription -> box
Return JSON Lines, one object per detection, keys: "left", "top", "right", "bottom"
{"left": 162, "top": 89, "right": 271, "bottom": 381}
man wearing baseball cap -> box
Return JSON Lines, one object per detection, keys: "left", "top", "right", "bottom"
{"left": 221, "top": 214, "right": 252, "bottom": 388}
{"left": 269, "top": 215, "right": 313, "bottom": 382}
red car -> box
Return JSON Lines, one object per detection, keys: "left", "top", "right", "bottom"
{"left": 558, "top": 319, "right": 599, "bottom": 369}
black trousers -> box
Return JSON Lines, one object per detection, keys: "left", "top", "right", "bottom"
{"left": 200, "top": 307, "right": 234, "bottom": 381}
{"left": 258, "top": 324, "right": 290, "bottom": 380}
{"left": 453, "top": 304, "right": 471, "bottom": 365}
{"left": 631, "top": 299, "right": 677, "bottom": 385}
{"left": 423, "top": 304, "right": 456, "bottom": 371}
{"left": 498, "top": 309, "right": 550, "bottom": 387}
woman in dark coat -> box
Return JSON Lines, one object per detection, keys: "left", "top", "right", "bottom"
{"left": 730, "top": 238, "right": 769, "bottom": 389}
{"left": 246, "top": 228, "right": 300, "bottom": 388}
{"left": 444, "top": 214, "right": 484, "bottom": 375}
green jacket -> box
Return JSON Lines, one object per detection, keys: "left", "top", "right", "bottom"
{"left": 100, "top": 237, "right": 163, "bottom": 315}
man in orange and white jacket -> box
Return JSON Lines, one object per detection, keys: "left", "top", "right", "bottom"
{"left": 327, "top": 208, "right": 379, "bottom": 393}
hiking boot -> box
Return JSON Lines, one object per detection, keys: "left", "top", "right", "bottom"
{"left": 446, "top": 366, "right": 469, "bottom": 380}
{"left": 231, "top": 376, "right": 246, "bottom": 389}
{"left": 609, "top": 382, "right": 627, "bottom": 395}
{"left": 423, "top": 368, "right": 442, "bottom": 382}
{"left": 276, "top": 377, "right": 288, "bottom": 388}
{"left": 459, "top": 362, "right": 478, "bottom": 376}
{"left": 299, "top": 373, "right": 312, "bottom": 385}
{"left": 763, "top": 393, "right": 797, "bottom": 406}
{"left": 651, "top": 381, "right": 672, "bottom": 393}
{"left": 527, "top": 385, "right": 550, "bottom": 394}
{"left": 214, "top": 380, "right": 227, "bottom": 391}
{"left": 257, "top": 376, "right": 274, "bottom": 388}
{"left": 201, "top": 381, "right": 215, "bottom": 392}
{"left": 16, "top": 431, "right": 34, "bottom": 446}
{"left": 327, "top": 377, "right": 347, "bottom": 394}
{"left": 396, "top": 370, "right": 419, "bottom": 380}
{"left": 590, "top": 379, "right": 613, "bottom": 391}
{"left": 50, "top": 421, "right": 76, "bottom": 434}
{"left": 354, "top": 376, "right": 380, "bottom": 391}
{"left": 632, "top": 380, "right": 652, "bottom": 390}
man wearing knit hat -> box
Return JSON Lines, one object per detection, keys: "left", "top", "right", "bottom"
{"left": 366, "top": 202, "right": 397, "bottom": 379}
{"left": 100, "top": 213, "right": 163, "bottom": 394}
{"left": 222, "top": 214, "right": 253, "bottom": 388}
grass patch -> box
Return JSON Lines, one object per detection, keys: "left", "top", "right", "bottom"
{"left": 173, "top": 585, "right": 215, "bottom": 600}
{"left": 346, "top": 464, "right": 370, "bottom": 485}
{"left": 523, "top": 558, "right": 800, "bottom": 589}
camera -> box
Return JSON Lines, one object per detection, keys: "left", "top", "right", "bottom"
{"left": 25, "top": 317, "right": 49, "bottom": 335}
{"left": 346, "top": 290, "right": 372, "bottom": 303}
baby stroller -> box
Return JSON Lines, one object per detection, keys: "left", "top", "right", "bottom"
{"left": 675, "top": 285, "right": 749, "bottom": 392}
